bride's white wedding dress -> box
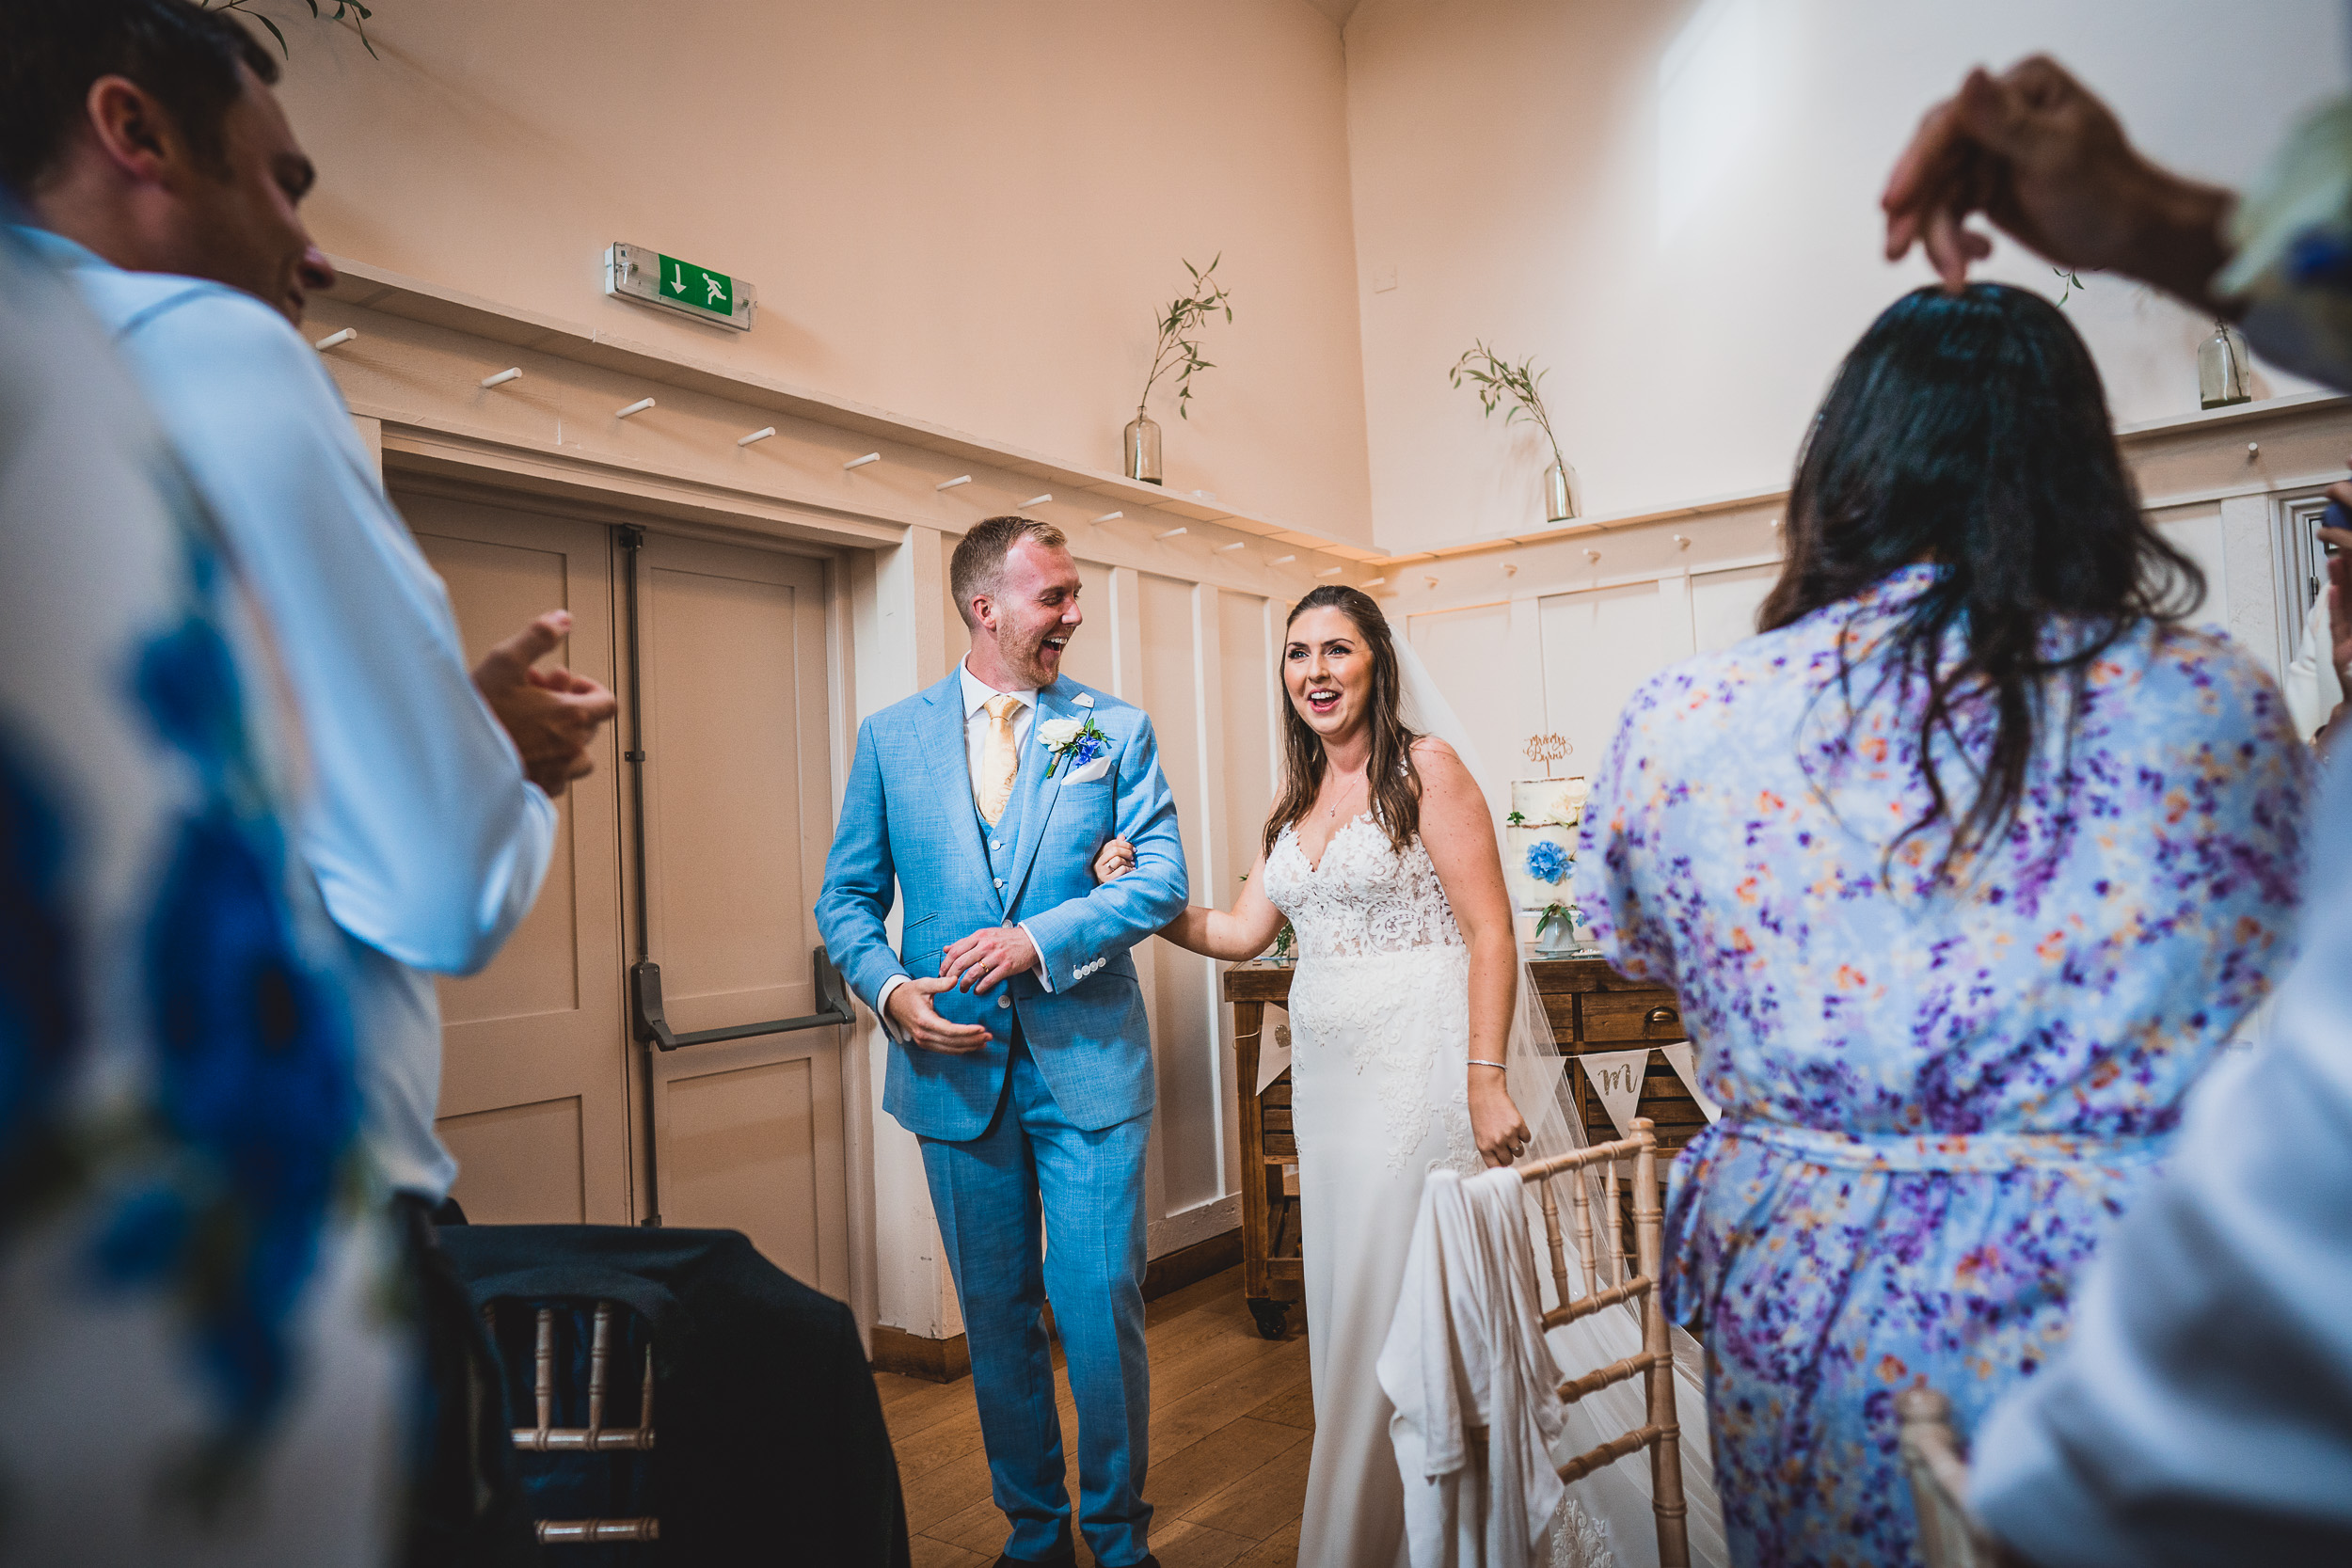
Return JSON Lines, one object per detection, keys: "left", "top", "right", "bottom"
{"left": 1265, "top": 811, "right": 1483, "bottom": 1568}
{"left": 1263, "top": 806, "right": 1728, "bottom": 1568}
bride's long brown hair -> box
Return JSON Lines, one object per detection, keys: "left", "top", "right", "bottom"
{"left": 1264, "top": 587, "right": 1423, "bottom": 858}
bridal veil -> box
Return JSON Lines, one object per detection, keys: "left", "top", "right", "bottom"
{"left": 1391, "top": 633, "right": 1727, "bottom": 1568}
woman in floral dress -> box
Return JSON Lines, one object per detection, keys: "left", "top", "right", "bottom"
{"left": 1578, "top": 283, "right": 2310, "bottom": 1568}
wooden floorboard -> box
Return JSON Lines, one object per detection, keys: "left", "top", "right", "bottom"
{"left": 878, "top": 1265, "right": 1311, "bottom": 1567}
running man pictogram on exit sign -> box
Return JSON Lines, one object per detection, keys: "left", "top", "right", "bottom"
{"left": 604, "top": 242, "right": 758, "bottom": 331}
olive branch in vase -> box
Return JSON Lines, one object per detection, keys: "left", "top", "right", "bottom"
{"left": 1139, "top": 256, "right": 1233, "bottom": 420}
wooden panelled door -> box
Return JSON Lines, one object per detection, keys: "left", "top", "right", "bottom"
{"left": 406, "top": 491, "right": 630, "bottom": 1226}
{"left": 627, "top": 531, "right": 850, "bottom": 1298}
{"left": 401, "top": 485, "right": 850, "bottom": 1301}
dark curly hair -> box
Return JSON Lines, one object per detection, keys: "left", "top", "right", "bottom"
{"left": 1759, "top": 282, "right": 2204, "bottom": 879}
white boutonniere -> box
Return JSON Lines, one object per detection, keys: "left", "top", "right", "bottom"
{"left": 1038, "top": 714, "right": 1112, "bottom": 778}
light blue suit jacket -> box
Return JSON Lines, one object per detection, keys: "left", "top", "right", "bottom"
{"left": 816, "top": 671, "right": 1189, "bottom": 1140}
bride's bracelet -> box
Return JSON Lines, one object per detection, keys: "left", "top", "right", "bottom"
{"left": 1467, "top": 1058, "right": 1508, "bottom": 1070}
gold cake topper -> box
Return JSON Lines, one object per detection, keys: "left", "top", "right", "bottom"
{"left": 1523, "top": 733, "right": 1572, "bottom": 778}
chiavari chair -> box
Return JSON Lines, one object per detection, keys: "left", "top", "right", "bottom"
{"left": 491, "top": 1300, "right": 660, "bottom": 1546}
{"left": 1898, "top": 1384, "right": 2018, "bottom": 1568}
{"left": 1518, "top": 1116, "right": 1690, "bottom": 1568}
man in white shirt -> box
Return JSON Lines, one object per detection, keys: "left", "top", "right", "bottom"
{"left": 3, "top": 3, "right": 616, "bottom": 1559}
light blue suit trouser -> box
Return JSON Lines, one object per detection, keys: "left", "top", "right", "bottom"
{"left": 919, "top": 1034, "right": 1152, "bottom": 1566}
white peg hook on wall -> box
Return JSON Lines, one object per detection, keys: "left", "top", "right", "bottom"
{"left": 615, "top": 398, "right": 656, "bottom": 419}
{"left": 313, "top": 327, "right": 357, "bottom": 351}
{"left": 1215, "top": 541, "right": 1245, "bottom": 553}
{"left": 1154, "top": 527, "right": 1187, "bottom": 541}
{"left": 843, "top": 451, "right": 882, "bottom": 470}
{"left": 936, "top": 475, "right": 973, "bottom": 491}
{"left": 1269, "top": 554, "right": 1296, "bottom": 565}
{"left": 738, "top": 427, "right": 777, "bottom": 447}
{"left": 1021, "top": 494, "right": 1053, "bottom": 508}
{"left": 480, "top": 367, "right": 522, "bottom": 388}
{"left": 1094, "top": 511, "right": 1123, "bottom": 523}
{"left": 1315, "top": 566, "right": 1343, "bottom": 578}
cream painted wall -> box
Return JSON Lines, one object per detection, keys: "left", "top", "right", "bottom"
{"left": 1396, "top": 399, "right": 2352, "bottom": 911}
{"left": 1344, "top": 0, "right": 2350, "bottom": 556}
{"left": 262, "top": 0, "right": 1375, "bottom": 543}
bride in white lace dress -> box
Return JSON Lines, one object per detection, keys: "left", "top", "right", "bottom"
{"left": 1097, "top": 587, "right": 1531, "bottom": 1567}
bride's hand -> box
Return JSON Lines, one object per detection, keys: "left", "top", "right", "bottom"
{"left": 1470, "top": 1074, "right": 1532, "bottom": 1166}
{"left": 1092, "top": 837, "right": 1136, "bottom": 883}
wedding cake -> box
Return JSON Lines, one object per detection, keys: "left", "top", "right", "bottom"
{"left": 1505, "top": 774, "right": 1587, "bottom": 916}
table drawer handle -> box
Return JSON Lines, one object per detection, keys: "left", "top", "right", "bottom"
{"left": 1645, "top": 1006, "right": 1679, "bottom": 1029}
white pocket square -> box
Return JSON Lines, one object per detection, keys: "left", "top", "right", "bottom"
{"left": 1061, "top": 754, "right": 1113, "bottom": 784}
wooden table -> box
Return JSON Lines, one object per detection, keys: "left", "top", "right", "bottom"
{"left": 1221, "top": 950, "right": 1698, "bottom": 1339}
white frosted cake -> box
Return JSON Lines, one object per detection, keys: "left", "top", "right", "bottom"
{"left": 1504, "top": 775, "right": 1587, "bottom": 914}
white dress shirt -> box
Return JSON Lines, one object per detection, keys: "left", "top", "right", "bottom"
{"left": 874, "top": 657, "right": 1054, "bottom": 1035}
{"left": 27, "top": 227, "right": 556, "bottom": 1203}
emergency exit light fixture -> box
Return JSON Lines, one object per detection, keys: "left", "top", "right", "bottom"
{"left": 605, "top": 242, "right": 758, "bottom": 331}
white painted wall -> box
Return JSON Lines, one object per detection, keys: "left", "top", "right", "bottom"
{"left": 1344, "top": 0, "right": 2350, "bottom": 556}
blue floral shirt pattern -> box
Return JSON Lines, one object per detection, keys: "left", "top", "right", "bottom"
{"left": 1578, "top": 565, "right": 2309, "bottom": 1567}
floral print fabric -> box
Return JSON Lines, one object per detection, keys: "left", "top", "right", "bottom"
{"left": 1578, "top": 565, "right": 2309, "bottom": 1567}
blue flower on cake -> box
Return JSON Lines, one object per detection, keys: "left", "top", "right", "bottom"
{"left": 1523, "top": 839, "right": 1571, "bottom": 884}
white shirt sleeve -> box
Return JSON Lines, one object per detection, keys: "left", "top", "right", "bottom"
{"left": 115, "top": 289, "right": 555, "bottom": 975}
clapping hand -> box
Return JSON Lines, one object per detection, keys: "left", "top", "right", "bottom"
{"left": 472, "top": 610, "right": 620, "bottom": 797}
{"left": 1093, "top": 837, "right": 1136, "bottom": 883}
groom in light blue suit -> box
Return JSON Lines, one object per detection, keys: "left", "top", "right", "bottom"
{"left": 817, "top": 517, "right": 1188, "bottom": 1568}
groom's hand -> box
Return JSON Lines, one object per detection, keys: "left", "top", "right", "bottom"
{"left": 885, "top": 977, "right": 992, "bottom": 1053}
{"left": 941, "top": 923, "right": 1041, "bottom": 995}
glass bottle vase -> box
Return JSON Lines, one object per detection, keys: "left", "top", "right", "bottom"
{"left": 2199, "top": 322, "right": 2252, "bottom": 409}
{"left": 1544, "top": 458, "right": 1581, "bottom": 523}
{"left": 1123, "top": 406, "right": 1163, "bottom": 485}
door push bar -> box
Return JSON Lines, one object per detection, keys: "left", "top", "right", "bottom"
{"left": 631, "top": 946, "right": 854, "bottom": 1052}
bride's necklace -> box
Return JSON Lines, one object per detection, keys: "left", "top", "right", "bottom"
{"left": 1323, "top": 771, "right": 1366, "bottom": 819}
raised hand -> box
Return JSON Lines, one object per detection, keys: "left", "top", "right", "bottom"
{"left": 1882, "top": 55, "right": 2235, "bottom": 311}
{"left": 883, "top": 975, "right": 992, "bottom": 1054}
{"left": 471, "top": 610, "right": 619, "bottom": 797}
{"left": 1092, "top": 836, "right": 1136, "bottom": 883}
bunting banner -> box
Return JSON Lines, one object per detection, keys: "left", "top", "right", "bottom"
{"left": 1577, "top": 1048, "right": 1653, "bottom": 1139}
{"left": 1660, "top": 1040, "right": 1723, "bottom": 1124}
{"left": 1255, "top": 1004, "right": 1294, "bottom": 1097}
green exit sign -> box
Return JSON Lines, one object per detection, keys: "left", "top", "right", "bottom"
{"left": 603, "top": 242, "right": 757, "bottom": 331}
{"left": 660, "top": 254, "right": 731, "bottom": 315}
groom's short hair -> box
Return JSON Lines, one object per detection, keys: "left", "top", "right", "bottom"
{"left": 951, "top": 515, "right": 1068, "bottom": 628}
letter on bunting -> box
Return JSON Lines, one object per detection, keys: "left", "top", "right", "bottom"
{"left": 1577, "top": 1048, "right": 1653, "bottom": 1138}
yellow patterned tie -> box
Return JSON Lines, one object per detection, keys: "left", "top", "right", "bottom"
{"left": 975, "top": 692, "right": 1024, "bottom": 826}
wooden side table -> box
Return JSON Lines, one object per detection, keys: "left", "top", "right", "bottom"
{"left": 1219, "top": 950, "right": 1696, "bottom": 1340}
{"left": 1224, "top": 959, "right": 1304, "bottom": 1339}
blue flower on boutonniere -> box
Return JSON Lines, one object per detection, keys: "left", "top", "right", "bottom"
{"left": 1038, "top": 714, "right": 1111, "bottom": 778}
{"left": 1524, "top": 840, "right": 1571, "bottom": 884}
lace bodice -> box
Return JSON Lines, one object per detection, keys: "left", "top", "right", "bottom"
{"left": 1263, "top": 814, "right": 1466, "bottom": 958}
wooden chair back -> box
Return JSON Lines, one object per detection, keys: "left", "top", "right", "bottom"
{"left": 1897, "top": 1385, "right": 2013, "bottom": 1568}
{"left": 495, "top": 1300, "right": 660, "bottom": 1546}
{"left": 1518, "top": 1117, "right": 1690, "bottom": 1568}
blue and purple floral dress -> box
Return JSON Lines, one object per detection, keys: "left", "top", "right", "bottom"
{"left": 1578, "top": 565, "right": 2309, "bottom": 1567}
